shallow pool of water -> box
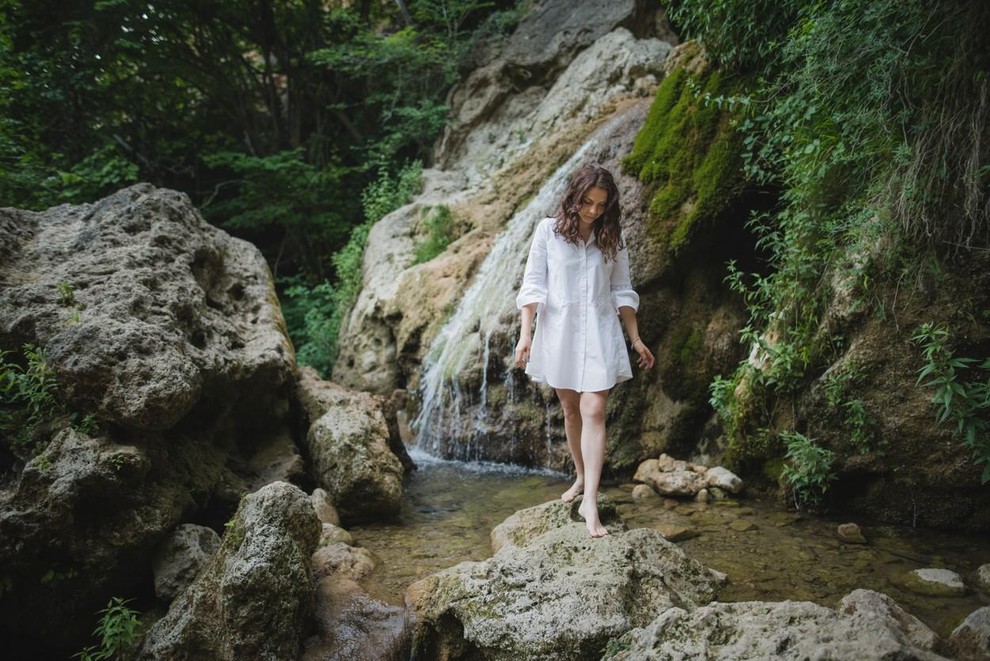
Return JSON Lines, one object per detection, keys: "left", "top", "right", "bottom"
{"left": 350, "top": 453, "right": 990, "bottom": 639}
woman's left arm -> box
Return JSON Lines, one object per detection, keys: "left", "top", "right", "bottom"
{"left": 619, "top": 306, "right": 654, "bottom": 370}
{"left": 611, "top": 240, "right": 654, "bottom": 370}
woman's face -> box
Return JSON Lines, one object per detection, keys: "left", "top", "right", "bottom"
{"left": 579, "top": 186, "right": 608, "bottom": 227}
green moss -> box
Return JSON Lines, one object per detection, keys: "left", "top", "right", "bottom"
{"left": 622, "top": 60, "right": 745, "bottom": 259}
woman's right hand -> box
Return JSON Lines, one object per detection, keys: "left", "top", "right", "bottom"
{"left": 514, "top": 335, "right": 531, "bottom": 368}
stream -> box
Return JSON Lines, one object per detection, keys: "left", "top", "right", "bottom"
{"left": 351, "top": 449, "right": 990, "bottom": 640}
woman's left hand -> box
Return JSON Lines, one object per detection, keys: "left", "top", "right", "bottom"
{"left": 633, "top": 338, "right": 655, "bottom": 370}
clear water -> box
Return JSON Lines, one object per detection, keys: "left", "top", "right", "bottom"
{"left": 351, "top": 452, "right": 990, "bottom": 639}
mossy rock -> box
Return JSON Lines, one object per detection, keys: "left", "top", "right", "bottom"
{"left": 622, "top": 47, "right": 746, "bottom": 262}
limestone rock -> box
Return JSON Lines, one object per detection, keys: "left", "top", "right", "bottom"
{"left": 318, "top": 523, "right": 353, "bottom": 547}
{"left": 0, "top": 427, "right": 232, "bottom": 656}
{"left": 705, "top": 466, "right": 744, "bottom": 493}
{"left": 302, "top": 575, "right": 409, "bottom": 661}
{"left": 631, "top": 483, "right": 659, "bottom": 500}
{"left": 311, "top": 488, "right": 342, "bottom": 526}
{"left": 949, "top": 607, "right": 990, "bottom": 661}
{"left": 838, "top": 589, "right": 941, "bottom": 652}
{"left": 0, "top": 184, "right": 294, "bottom": 431}
{"left": 837, "top": 522, "right": 867, "bottom": 544}
{"left": 138, "top": 482, "right": 321, "bottom": 661}
{"left": 312, "top": 543, "right": 376, "bottom": 582}
{"left": 296, "top": 367, "right": 407, "bottom": 522}
{"left": 490, "top": 495, "right": 622, "bottom": 554}
{"left": 152, "top": 524, "right": 222, "bottom": 602}
{"left": 650, "top": 470, "right": 707, "bottom": 497}
{"left": 898, "top": 568, "right": 967, "bottom": 597}
{"left": 975, "top": 563, "right": 990, "bottom": 592}
{"left": 611, "top": 598, "right": 950, "bottom": 661}
{"left": 408, "top": 499, "right": 724, "bottom": 660}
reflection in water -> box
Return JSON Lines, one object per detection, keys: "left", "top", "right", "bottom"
{"left": 351, "top": 453, "right": 989, "bottom": 639}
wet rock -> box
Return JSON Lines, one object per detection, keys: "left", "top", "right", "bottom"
{"left": 152, "top": 524, "right": 222, "bottom": 602}
{"left": 408, "top": 499, "right": 725, "bottom": 661}
{"left": 729, "top": 519, "right": 756, "bottom": 533}
{"left": 838, "top": 589, "right": 941, "bottom": 652}
{"left": 318, "top": 523, "right": 353, "bottom": 547}
{"left": 631, "top": 483, "right": 660, "bottom": 500}
{"left": 656, "top": 453, "right": 689, "bottom": 473}
{"left": 610, "top": 598, "right": 951, "bottom": 661}
{"left": 302, "top": 576, "right": 408, "bottom": 661}
{"left": 898, "top": 568, "right": 967, "bottom": 597}
{"left": 837, "top": 522, "right": 867, "bottom": 544}
{"left": 137, "top": 482, "right": 321, "bottom": 661}
{"left": 706, "top": 466, "right": 743, "bottom": 493}
{"left": 312, "top": 543, "right": 375, "bottom": 582}
{"left": 975, "top": 563, "right": 990, "bottom": 592}
{"left": 949, "top": 607, "right": 990, "bottom": 661}
{"left": 694, "top": 488, "right": 711, "bottom": 503}
{"left": 654, "top": 522, "right": 696, "bottom": 542}
{"left": 311, "top": 488, "right": 342, "bottom": 526}
{"left": 296, "top": 368, "right": 406, "bottom": 523}
{"left": 490, "top": 495, "right": 622, "bottom": 554}
{"left": 650, "top": 470, "right": 708, "bottom": 497}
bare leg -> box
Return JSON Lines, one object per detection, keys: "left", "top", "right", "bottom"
{"left": 555, "top": 388, "right": 584, "bottom": 502}
{"left": 576, "top": 390, "right": 609, "bottom": 538}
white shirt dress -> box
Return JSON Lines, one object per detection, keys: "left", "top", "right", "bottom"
{"left": 516, "top": 217, "right": 640, "bottom": 392}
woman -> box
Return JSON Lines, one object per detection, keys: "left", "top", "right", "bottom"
{"left": 514, "top": 164, "right": 654, "bottom": 538}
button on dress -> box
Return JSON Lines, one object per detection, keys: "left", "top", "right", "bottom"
{"left": 516, "top": 217, "right": 640, "bottom": 392}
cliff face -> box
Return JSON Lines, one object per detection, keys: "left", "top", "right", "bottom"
{"left": 334, "top": 0, "right": 990, "bottom": 531}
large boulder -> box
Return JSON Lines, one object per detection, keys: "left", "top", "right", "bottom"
{"left": 0, "top": 184, "right": 294, "bottom": 431}
{"left": 137, "top": 482, "right": 321, "bottom": 661}
{"left": 609, "top": 597, "right": 950, "bottom": 661}
{"left": 406, "top": 497, "right": 725, "bottom": 660}
{"left": 296, "top": 367, "right": 410, "bottom": 522}
{"left": 0, "top": 185, "right": 300, "bottom": 658}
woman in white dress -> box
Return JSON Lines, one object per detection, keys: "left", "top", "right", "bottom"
{"left": 514, "top": 164, "right": 654, "bottom": 538}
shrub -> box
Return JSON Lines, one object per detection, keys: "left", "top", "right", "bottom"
{"left": 780, "top": 430, "right": 835, "bottom": 508}
{"left": 913, "top": 322, "right": 990, "bottom": 482}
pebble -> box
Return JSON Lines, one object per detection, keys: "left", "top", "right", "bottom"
{"left": 729, "top": 519, "right": 756, "bottom": 533}
{"left": 837, "top": 522, "right": 867, "bottom": 544}
{"left": 654, "top": 523, "right": 696, "bottom": 542}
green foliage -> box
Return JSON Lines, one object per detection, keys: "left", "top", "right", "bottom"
{"left": 780, "top": 430, "right": 835, "bottom": 508}
{"left": 1, "top": 345, "right": 59, "bottom": 447}
{"left": 75, "top": 597, "right": 142, "bottom": 661}
{"left": 58, "top": 144, "right": 140, "bottom": 205}
{"left": 202, "top": 149, "right": 354, "bottom": 278}
{"left": 669, "top": 0, "right": 800, "bottom": 73}
{"left": 414, "top": 205, "right": 455, "bottom": 264}
{"left": 822, "top": 361, "right": 880, "bottom": 454}
{"left": 283, "top": 161, "right": 423, "bottom": 375}
{"left": 668, "top": 0, "right": 989, "bottom": 487}
{"left": 913, "top": 323, "right": 990, "bottom": 482}
{"left": 0, "top": 344, "right": 98, "bottom": 449}
{"left": 223, "top": 516, "right": 246, "bottom": 548}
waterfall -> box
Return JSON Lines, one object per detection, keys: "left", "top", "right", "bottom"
{"left": 412, "top": 137, "right": 607, "bottom": 460}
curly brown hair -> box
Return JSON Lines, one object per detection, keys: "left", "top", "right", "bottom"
{"left": 553, "top": 164, "right": 624, "bottom": 261}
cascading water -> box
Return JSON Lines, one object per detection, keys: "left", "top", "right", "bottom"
{"left": 413, "top": 121, "right": 622, "bottom": 462}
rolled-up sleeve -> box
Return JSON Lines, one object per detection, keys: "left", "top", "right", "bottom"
{"left": 516, "top": 219, "right": 549, "bottom": 311}
{"left": 610, "top": 239, "right": 640, "bottom": 311}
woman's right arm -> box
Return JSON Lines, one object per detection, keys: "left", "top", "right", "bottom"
{"left": 514, "top": 220, "right": 549, "bottom": 368}
{"left": 514, "top": 304, "right": 537, "bottom": 367}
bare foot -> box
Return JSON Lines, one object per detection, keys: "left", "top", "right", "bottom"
{"left": 561, "top": 480, "right": 584, "bottom": 503}
{"left": 578, "top": 498, "right": 609, "bottom": 538}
